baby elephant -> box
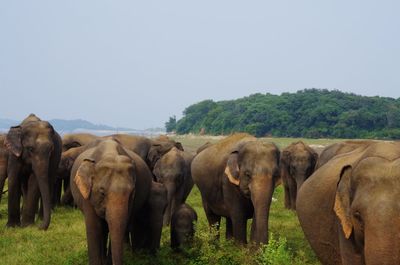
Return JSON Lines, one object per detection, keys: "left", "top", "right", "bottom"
{"left": 171, "top": 203, "right": 197, "bottom": 250}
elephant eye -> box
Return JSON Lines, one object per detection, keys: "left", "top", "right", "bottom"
{"left": 99, "top": 187, "right": 106, "bottom": 197}
{"left": 353, "top": 211, "right": 363, "bottom": 224}
{"left": 27, "top": 146, "right": 34, "bottom": 152}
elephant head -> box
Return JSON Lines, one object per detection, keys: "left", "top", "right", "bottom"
{"left": 147, "top": 139, "right": 184, "bottom": 170}
{"left": 74, "top": 153, "right": 135, "bottom": 265}
{"left": 224, "top": 141, "right": 280, "bottom": 244}
{"left": 5, "top": 119, "right": 59, "bottom": 230}
{"left": 334, "top": 158, "right": 400, "bottom": 265}
{"left": 280, "top": 142, "right": 318, "bottom": 210}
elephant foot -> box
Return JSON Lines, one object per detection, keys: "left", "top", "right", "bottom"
{"left": 21, "top": 219, "right": 35, "bottom": 227}
{"left": 6, "top": 220, "right": 21, "bottom": 228}
{"left": 38, "top": 222, "right": 49, "bottom": 231}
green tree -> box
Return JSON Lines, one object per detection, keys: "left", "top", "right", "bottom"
{"left": 165, "top": 115, "right": 177, "bottom": 132}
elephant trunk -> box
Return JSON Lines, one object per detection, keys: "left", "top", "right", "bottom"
{"left": 250, "top": 176, "right": 274, "bottom": 245}
{"left": 163, "top": 182, "right": 176, "bottom": 226}
{"left": 106, "top": 197, "right": 129, "bottom": 265}
{"left": 32, "top": 158, "right": 51, "bottom": 230}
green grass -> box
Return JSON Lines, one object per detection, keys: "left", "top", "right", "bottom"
{"left": 0, "top": 135, "right": 332, "bottom": 265}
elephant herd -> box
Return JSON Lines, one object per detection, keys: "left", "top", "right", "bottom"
{"left": 1, "top": 114, "right": 400, "bottom": 265}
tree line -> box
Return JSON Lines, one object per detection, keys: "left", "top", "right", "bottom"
{"left": 166, "top": 89, "right": 400, "bottom": 139}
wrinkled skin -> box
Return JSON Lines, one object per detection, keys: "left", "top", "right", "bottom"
{"left": 153, "top": 147, "right": 194, "bottom": 225}
{"left": 0, "top": 134, "right": 8, "bottom": 204}
{"left": 280, "top": 141, "right": 318, "bottom": 210}
{"left": 131, "top": 181, "right": 167, "bottom": 253}
{"left": 146, "top": 138, "right": 184, "bottom": 171}
{"left": 315, "top": 140, "right": 373, "bottom": 169}
{"left": 57, "top": 139, "right": 104, "bottom": 206}
{"left": 4, "top": 114, "right": 61, "bottom": 230}
{"left": 297, "top": 141, "right": 400, "bottom": 265}
{"left": 171, "top": 203, "right": 197, "bottom": 250}
{"left": 61, "top": 133, "right": 99, "bottom": 152}
{"left": 57, "top": 134, "right": 181, "bottom": 207}
{"left": 196, "top": 142, "right": 213, "bottom": 154}
{"left": 71, "top": 139, "right": 152, "bottom": 265}
{"left": 106, "top": 134, "right": 183, "bottom": 171}
{"left": 192, "top": 133, "right": 280, "bottom": 245}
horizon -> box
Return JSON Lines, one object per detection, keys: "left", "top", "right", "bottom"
{"left": 1, "top": 1, "right": 399, "bottom": 129}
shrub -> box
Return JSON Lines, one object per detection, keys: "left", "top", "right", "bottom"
{"left": 257, "top": 234, "right": 292, "bottom": 265}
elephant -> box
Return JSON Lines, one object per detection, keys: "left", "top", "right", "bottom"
{"left": 106, "top": 134, "right": 183, "bottom": 171}
{"left": 71, "top": 138, "right": 166, "bottom": 264}
{"left": 280, "top": 141, "right": 318, "bottom": 210}
{"left": 130, "top": 181, "right": 167, "bottom": 253}
{"left": 0, "top": 134, "right": 8, "bottom": 204}
{"left": 61, "top": 133, "right": 99, "bottom": 152}
{"left": 315, "top": 140, "right": 373, "bottom": 169}
{"left": 196, "top": 141, "right": 213, "bottom": 154}
{"left": 57, "top": 140, "right": 103, "bottom": 206}
{"left": 296, "top": 141, "right": 400, "bottom": 265}
{"left": 171, "top": 203, "right": 197, "bottom": 250}
{"left": 56, "top": 134, "right": 181, "bottom": 207}
{"left": 4, "top": 114, "right": 62, "bottom": 230}
{"left": 146, "top": 138, "right": 184, "bottom": 171}
{"left": 191, "top": 133, "right": 280, "bottom": 245}
{"left": 152, "top": 147, "right": 194, "bottom": 225}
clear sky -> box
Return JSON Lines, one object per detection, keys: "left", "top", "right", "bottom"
{"left": 1, "top": 1, "right": 399, "bottom": 129}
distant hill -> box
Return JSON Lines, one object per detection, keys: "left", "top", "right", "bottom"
{"left": 0, "top": 118, "right": 135, "bottom": 134}
{"left": 167, "top": 89, "right": 400, "bottom": 139}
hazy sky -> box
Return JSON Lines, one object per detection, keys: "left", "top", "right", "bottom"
{"left": 1, "top": 1, "right": 399, "bottom": 129}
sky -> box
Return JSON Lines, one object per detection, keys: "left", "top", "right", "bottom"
{"left": 1, "top": 1, "right": 399, "bottom": 129}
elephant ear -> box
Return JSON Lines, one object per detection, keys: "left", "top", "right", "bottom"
{"left": 310, "top": 150, "right": 319, "bottom": 171}
{"left": 175, "top": 142, "right": 184, "bottom": 151}
{"left": 74, "top": 158, "right": 96, "bottom": 200}
{"left": 147, "top": 143, "right": 162, "bottom": 169}
{"left": 152, "top": 159, "right": 162, "bottom": 182}
{"left": 5, "top": 126, "right": 23, "bottom": 157}
{"left": 334, "top": 165, "right": 353, "bottom": 239}
{"left": 224, "top": 151, "right": 240, "bottom": 186}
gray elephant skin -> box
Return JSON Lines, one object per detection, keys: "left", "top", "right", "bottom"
{"left": 4, "top": 114, "right": 61, "bottom": 230}
{"left": 70, "top": 138, "right": 167, "bottom": 265}
{"left": 280, "top": 141, "right": 318, "bottom": 210}
{"left": 297, "top": 141, "right": 400, "bottom": 265}
{"left": 153, "top": 146, "right": 194, "bottom": 225}
{"left": 171, "top": 203, "right": 197, "bottom": 250}
{"left": 192, "top": 133, "right": 280, "bottom": 245}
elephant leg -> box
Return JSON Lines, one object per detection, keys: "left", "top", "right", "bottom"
{"left": 287, "top": 177, "right": 297, "bottom": 210}
{"left": 83, "top": 204, "right": 107, "bottom": 265}
{"left": 131, "top": 213, "right": 148, "bottom": 251}
{"left": 52, "top": 177, "right": 62, "bottom": 207}
{"left": 21, "top": 175, "right": 40, "bottom": 226}
{"left": 250, "top": 214, "right": 257, "bottom": 242}
{"left": 6, "top": 157, "right": 22, "bottom": 227}
{"left": 231, "top": 214, "right": 247, "bottom": 244}
{"left": 283, "top": 183, "right": 291, "bottom": 209}
{"left": 61, "top": 186, "right": 74, "bottom": 206}
{"left": 0, "top": 164, "right": 7, "bottom": 204}
{"left": 202, "top": 199, "right": 221, "bottom": 237}
{"left": 226, "top": 217, "right": 233, "bottom": 239}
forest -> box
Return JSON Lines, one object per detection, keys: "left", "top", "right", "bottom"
{"left": 166, "top": 89, "right": 400, "bottom": 139}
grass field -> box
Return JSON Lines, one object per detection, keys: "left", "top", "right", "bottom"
{"left": 0, "top": 136, "right": 342, "bottom": 265}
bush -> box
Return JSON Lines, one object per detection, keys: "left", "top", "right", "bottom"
{"left": 257, "top": 234, "right": 292, "bottom": 265}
